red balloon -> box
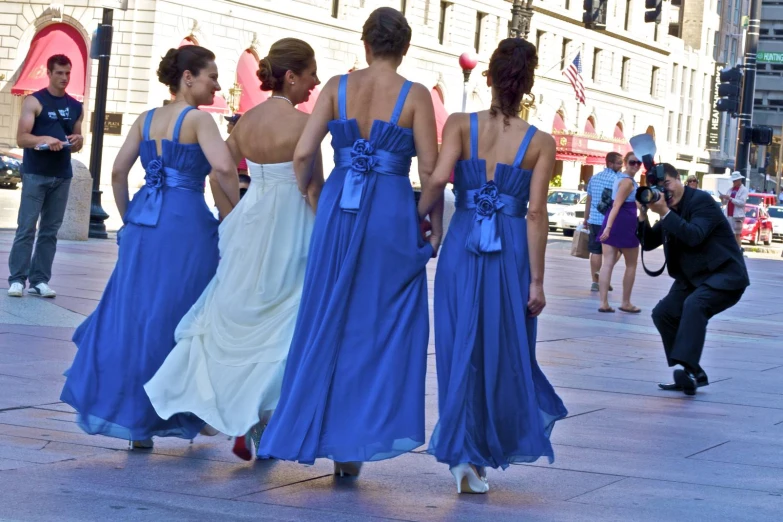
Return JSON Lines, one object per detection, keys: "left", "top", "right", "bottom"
{"left": 459, "top": 51, "right": 478, "bottom": 71}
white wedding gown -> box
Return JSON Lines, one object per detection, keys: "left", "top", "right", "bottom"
{"left": 144, "top": 160, "right": 313, "bottom": 436}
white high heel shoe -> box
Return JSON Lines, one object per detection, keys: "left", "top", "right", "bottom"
{"left": 450, "top": 463, "right": 489, "bottom": 494}
{"left": 334, "top": 461, "right": 363, "bottom": 477}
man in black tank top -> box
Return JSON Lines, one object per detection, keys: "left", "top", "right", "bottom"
{"left": 8, "top": 54, "right": 83, "bottom": 299}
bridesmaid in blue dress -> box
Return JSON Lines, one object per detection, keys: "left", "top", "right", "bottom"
{"left": 60, "top": 46, "right": 240, "bottom": 448}
{"left": 258, "top": 8, "right": 440, "bottom": 476}
{"left": 417, "top": 38, "right": 568, "bottom": 494}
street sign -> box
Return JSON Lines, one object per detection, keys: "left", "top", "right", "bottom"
{"left": 758, "top": 51, "right": 783, "bottom": 64}
{"left": 101, "top": 0, "right": 128, "bottom": 10}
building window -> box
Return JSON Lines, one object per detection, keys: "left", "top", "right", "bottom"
{"left": 625, "top": 0, "right": 632, "bottom": 31}
{"left": 474, "top": 12, "right": 486, "bottom": 53}
{"left": 713, "top": 31, "right": 720, "bottom": 61}
{"left": 536, "top": 30, "right": 545, "bottom": 54}
{"left": 561, "top": 38, "right": 571, "bottom": 66}
{"left": 592, "top": 48, "right": 602, "bottom": 81}
{"left": 671, "top": 63, "right": 678, "bottom": 93}
{"left": 565, "top": 0, "right": 571, "bottom": 9}
{"left": 651, "top": 66, "right": 660, "bottom": 97}
{"left": 699, "top": 117, "right": 705, "bottom": 147}
{"left": 677, "top": 114, "right": 683, "bottom": 144}
{"left": 331, "top": 0, "right": 339, "bottom": 18}
{"left": 401, "top": 0, "right": 407, "bottom": 14}
{"left": 621, "top": 57, "right": 631, "bottom": 90}
{"left": 686, "top": 115, "right": 692, "bottom": 145}
{"left": 438, "top": 3, "right": 450, "bottom": 45}
{"left": 730, "top": 39, "right": 738, "bottom": 65}
{"left": 668, "top": 111, "right": 675, "bottom": 142}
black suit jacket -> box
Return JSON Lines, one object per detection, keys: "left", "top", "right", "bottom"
{"left": 636, "top": 186, "right": 750, "bottom": 291}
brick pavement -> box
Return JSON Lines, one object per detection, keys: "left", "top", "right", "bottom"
{"left": 0, "top": 232, "right": 781, "bottom": 521}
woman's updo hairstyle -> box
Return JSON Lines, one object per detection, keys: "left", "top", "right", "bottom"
{"left": 487, "top": 38, "right": 538, "bottom": 125}
{"left": 257, "top": 38, "right": 315, "bottom": 92}
{"left": 157, "top": 45, "right": 216, "bottom": 94}
{"left": 361, "top": 7, "right": 412, "bottom": 59}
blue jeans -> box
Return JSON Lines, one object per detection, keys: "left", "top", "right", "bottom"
{"left": 8, "top": 173, "right": 71, "bottom": 286}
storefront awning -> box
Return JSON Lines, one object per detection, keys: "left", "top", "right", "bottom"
{"left": 431, "top": 88, "right": 448, "bottom": 144}
{"left": 236, "top": 50, "right": 268, "bottom": 113}
{"left": 297, "top": 86, "right": 320, "bottom": 114}
{"left": 553, "top": 112, "right": 566, "bottom": 133}
{"left": 553, "top": 131, "right": 628, "bottom": 165}
{"left": 12, "top": 23, "right": 87, "bottom": 101}
{"left": 614, "top": 125, "right": 632, "bottom": 154}
{"left": 199, "top": 94, "right": 229, "bottom": 114}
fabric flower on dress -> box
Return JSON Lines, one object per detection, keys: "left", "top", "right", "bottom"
{"left": 474, "top": 180, "right": 501, "bottom": 218}
{"left": 145, "top": 158, "right": 165, "bottom": 189}
{"left": 350, "top": 139, "right": 376, "bottom": 173}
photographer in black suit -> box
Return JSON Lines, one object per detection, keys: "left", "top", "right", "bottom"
{"left": 637, "top": 163, "right": 749, "bottom": 395}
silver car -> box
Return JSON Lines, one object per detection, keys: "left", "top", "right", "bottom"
{"left": 548, "top": 189, "right": 587, "bottom": 237}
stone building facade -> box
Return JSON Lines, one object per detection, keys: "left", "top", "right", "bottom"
{"left": 0, "top": 0, "right": 720, "bottom": 192}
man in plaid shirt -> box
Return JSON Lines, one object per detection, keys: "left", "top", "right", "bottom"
{"left": 583, "top": 152, "right": 623, "bottom": 291}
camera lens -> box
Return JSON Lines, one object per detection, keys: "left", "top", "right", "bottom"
{"left": 635, "top": 186, "right": 660, "bottom": 205}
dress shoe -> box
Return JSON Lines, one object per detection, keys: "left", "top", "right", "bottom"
{"left": 658, "top": 370, "right": 708, "bottom": 392}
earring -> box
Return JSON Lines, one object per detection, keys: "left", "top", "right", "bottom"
{"left": 186, "top": 82, "right": 192, "bottom": 87}
{"left": 291, "top": 82, "right": 295, "bottom": 85}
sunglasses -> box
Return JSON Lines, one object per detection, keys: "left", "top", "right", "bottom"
{"left": 627, "top": 160, "right": 642, "bottom": 167}
{"left": 688, "top": 180, "right": 698, "bottom": 184}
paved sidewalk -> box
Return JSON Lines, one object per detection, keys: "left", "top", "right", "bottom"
{"left": 0, "top": 232, "right": 781, "bottom": 521}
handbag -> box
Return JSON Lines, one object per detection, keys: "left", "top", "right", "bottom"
{"left": 570, "top": 224, "right": 590, "bottom": 259}
{"left": 596, "top": 187, "right": 613, "bottom": 215}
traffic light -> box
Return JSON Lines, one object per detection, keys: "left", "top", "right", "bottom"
{"left": 644, "top": 0, "right": 662, "bottom": 24}
{"left": 583, "top": 0, "right": 607, "bottom": 30}
{"left": 716, "top": 66, "right": 743, "bottom": 114}
{"left": 752, "top": 126, "right": 773, "bottom": 146}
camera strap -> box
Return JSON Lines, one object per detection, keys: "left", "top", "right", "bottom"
{"left": 639, "top": 233, "right": 667, "bottom": 277}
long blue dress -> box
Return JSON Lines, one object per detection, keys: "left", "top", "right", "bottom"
{"left": 258, "top": 75, "right": 432, "bottom": 464}
{"left": 61, "top": 106, "right": 218, "bottom": 441}
{"left": 428, "top": 113, "right": 568, "bottom": 469}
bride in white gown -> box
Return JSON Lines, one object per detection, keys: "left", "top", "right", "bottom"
{"left": 144, "top": 38, "right": 323, "bottom": 460}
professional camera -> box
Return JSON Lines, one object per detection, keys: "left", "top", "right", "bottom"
{"left": 629, "top": 134, "right": 668, "bottom": 207}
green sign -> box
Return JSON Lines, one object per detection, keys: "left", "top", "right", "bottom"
{"left": 758, "top": 51, "right": 783, "bottom": 64}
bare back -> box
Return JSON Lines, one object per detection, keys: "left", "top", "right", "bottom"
{"left": 331, "top": 69, "right": 415, "bottom": 137}
{"left": 459, "top": 111, "right": 545, "bottom": 181}
{"left": 230, "top": 102, "right": 310, "bottom": 164}
{"left": 142, "top": 102, "right": 202, "bottom": 155}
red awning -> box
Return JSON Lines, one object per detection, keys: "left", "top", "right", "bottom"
{"left": 586, "top": 155, "right": 607, "bottom": 166}
{"left": 614, "top": 125, "right": 632, "bottom": 154}
{"left": 236, "top": 50, "right": 268, "bottom": 113}
{"left": 556, "top": 153, "right": 586, "bottom": 162}
{"left": 431, "top": 88, "right": 448, "bottom": 144}
{"left": 297, "top": 86, "right": 321, "bottom": 114}
{"left": 179, "top": 37, "right": 196, "bottom": 46}
{"left": 199, "top": 93, "right": 229, "bottom": 114}
{"left": 584, "top": 119, "right": 596, "bottom": 135}
{"left": 12, "top": 24, "right": 87, "bottom": 101}
{"left": 553, "top": 112, "right": 566, "bottom": 133}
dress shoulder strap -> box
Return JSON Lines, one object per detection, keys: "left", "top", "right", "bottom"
{"left": 172, "top": 106, "right": 195, "bottom": 143}
{"left": 469, "top": 113, "right": 479, "bottom": 160}
{"left": 512, "top": 125, "right": 538, "bottom": 169}
{"left": 389, "top": 81, "right": 413, "bottom": 125}
{"left": 338, "top": 74, "right": 348, "bottom": 120}
{"left": 142, "top": 109, "right": 156, "bottom": 141}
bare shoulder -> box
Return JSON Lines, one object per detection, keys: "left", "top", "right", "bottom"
{"left": 321, "top": 75, "right": 342, "bottom": 95}
{"left": 444, "top": 112, "right": 470, "bottom": 129}
{"left": 532, "top": 128, "right": 556, "bottom": 152}
{"left": 408, "top": 82, "right": 431, "bottom": 101}
{"left": 22, "top": 94, "right": 42, "bottom": 113}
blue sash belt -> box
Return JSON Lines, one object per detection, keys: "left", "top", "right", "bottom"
{"left": 335, "top": 142, "right": 411, "bottom": 213}
{"left": 455, "top": 184, "right": 527, "bottom": 254}
{"left": 125, "top": 163, "right": 205, "bottom": 227}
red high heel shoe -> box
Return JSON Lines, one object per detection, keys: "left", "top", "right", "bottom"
{"left": 232, "top": 433, "right": 253, "bottom": 461}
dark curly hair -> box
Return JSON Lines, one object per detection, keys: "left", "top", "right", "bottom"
{"left": 487, "top": 38, "right": 538, "bottom": 126}
{"left": 257, "top": 38, "right": 315, "bottom": 92}
{"left": 361, "top": 7, "right": 411, "bottom": 59}
{"left": 157, "top": 45, "right": 215, "bottom": 94}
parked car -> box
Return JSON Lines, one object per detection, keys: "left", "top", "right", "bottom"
{"left": 741, "top": 205, "right": 773, "bottom": 246}
{"left": 0, "top": 150, "right": 22, "bottom": 190}
{"left": 767, "top": 206, "right": 783, "bottom": 241}
{"left": 548, "top": 189, "right": 587, "bottom": 237}
{"left": 746, "top": 192, "right": 776, "bottom": 208}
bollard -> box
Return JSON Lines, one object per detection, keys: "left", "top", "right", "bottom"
{"left": 56, "top": 159, "right": 92, "bottom": 241}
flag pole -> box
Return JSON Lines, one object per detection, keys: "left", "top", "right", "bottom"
{"left": 544, "top": 49, "right": 581, "bottom": 77}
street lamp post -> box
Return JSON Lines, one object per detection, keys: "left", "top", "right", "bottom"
{"left": 509, "top": 0, "right": 535, "bottom": 39}
{"left": 459, "top": 52, "right": 478, "bottom": 112}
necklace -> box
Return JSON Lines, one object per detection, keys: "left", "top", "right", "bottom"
{"left": 270, "top": 95, "right": 293, "bottom": 106}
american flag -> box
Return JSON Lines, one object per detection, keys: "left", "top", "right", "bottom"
{"left": 563, "top": 52, "right": 586, "bottom": 105}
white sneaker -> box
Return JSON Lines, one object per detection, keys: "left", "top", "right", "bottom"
{"left": 7, "top": 282, "right": 24, "bottom": 297}
{"left": 28, "top": 282, "right": 56, "bottom": 298}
